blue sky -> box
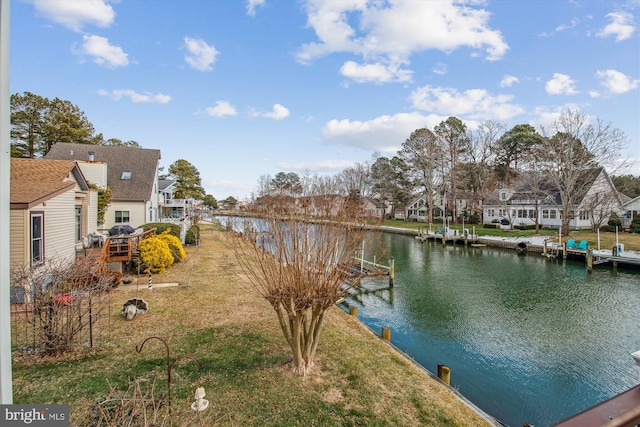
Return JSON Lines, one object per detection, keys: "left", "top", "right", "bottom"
{"left": 10, "top": 0, "right": 640, "bottom": 201}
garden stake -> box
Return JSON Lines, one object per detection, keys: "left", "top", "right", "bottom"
{"left": 135, "top": 335, "right": 201, "bottom": 420}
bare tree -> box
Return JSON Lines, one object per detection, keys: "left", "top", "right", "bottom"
{"left": 435, "top": 117, "right": 470, "bottom": 221}
{"left": 399, "top": 128, "right": 444, "bottom": 224}
{"left": 462, "top": 120, "right": 504, "bottom": 220}
{"left": 230, "top": 205, "right": 371, "bottom": 376}
{"left": 537, "top": 108, "right": 628, "bottom": 235}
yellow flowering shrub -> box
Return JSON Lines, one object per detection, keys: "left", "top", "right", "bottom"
{"left": 158, "top": 230, "right": 186, "bottom": 262}
{"left": 138, "top": 236, "right": 174, "bottom": 274}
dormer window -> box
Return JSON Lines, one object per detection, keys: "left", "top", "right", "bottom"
{"left": 499, "top": 191, "right": 508, "bottom": 201}
{"left": 121, "top": 172, "right": 132, "bottom": 180}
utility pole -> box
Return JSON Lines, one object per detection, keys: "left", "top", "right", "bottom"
{"left": 0, "top": 0, "right": 14, "bottom": 404}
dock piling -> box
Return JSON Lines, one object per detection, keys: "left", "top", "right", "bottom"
{"left": 437, "top": 364, "right": 451, "bottom": 385}
{"left": 381, "top": 327, "right": 391, "bottom": 341}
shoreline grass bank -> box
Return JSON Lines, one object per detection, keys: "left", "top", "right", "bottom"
{"left": 12, "top": 225, "right": 496, "bottom": 426}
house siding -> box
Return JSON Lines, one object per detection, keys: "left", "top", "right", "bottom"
{"left": 88, "top": 190, "right": 98, "bottom": 234}
{"left": 77, "top": 161, "right": 108, "bottom": 188}
{"left": 10, "top": 209, "right": 27, "bottom": 267}
{"left": 43, "top": 188, "right": 76, "bottom": 263}
{"left": 10, "top": 189, "right": 76, "bottom": 267}
{"left": 108, "top": 201, "right": 147, "bottom": 229}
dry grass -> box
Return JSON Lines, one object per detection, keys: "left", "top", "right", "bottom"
{"left": 12, "top": 224, "right": 494, "bottom": 426}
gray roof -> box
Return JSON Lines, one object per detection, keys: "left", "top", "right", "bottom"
{"left": 45, "top": 142, "right": 160, "bottom": 201}
{"left": 159, "top": 179, "right": 176, "bottom": 192}
{"left": 484, "top": 167, "right": 607, "bottom": 206}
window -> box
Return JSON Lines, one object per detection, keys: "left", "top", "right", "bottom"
{"left": 500, "top": 191, "right": 508, "bottom": 201}
{"left": 121, "top": 172, "right": 132, "bottom": 180}
{"left": 115, "top": 210, "right": 130, "bottom": 223}
{"left": 579, "top": 210, "right": 589, "bottom": 220}
{"left": 75, "top": 206, "right": 82, "bottom": 242}
{"left": 549, "top": 210, "right": 557, "bottom": 219}
{"left": 528, "top": 210, "right": 535, "bottom": 218}
{"left": 542, "top": 209, "right": 549, "bottom": 219}
{"left": 31, "top": 212, "right": 44, "bottom": 266}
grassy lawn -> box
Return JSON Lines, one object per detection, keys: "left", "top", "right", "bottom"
{"left": 12, "top": 224, "right": 493, "bottom": 426}
{"left": 381, "top": 219, "right": 640, "bottom": 252}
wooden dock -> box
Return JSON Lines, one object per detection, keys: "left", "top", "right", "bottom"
{"left": 414, "top": 227, "right": 479, "bottom": 245}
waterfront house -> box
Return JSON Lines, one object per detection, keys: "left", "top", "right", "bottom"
{"left": 46, "top": 143, "right": 161, "bottom": 230}
{"left": 158, "top": 178, "right": 201, "bottom": 220}
{"left": 622, "top": 195, "right": 640, "bottom": 229}
{"left": 10, "top": 158, "right": 97, "bottom": 268}
{"left": 404, "top": 193, "right": 472, "bottom": 223}
{"left": 482, "top": 167, "right": 622, "bottom": 230}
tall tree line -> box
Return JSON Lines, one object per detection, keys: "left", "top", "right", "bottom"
{"left": 10, "top": 91, "right": 140, "bottom": 158}
{"left": 257, "top": 109, "right": 631, "bottom": 235}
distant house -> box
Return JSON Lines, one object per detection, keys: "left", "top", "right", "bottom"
{"left": 159, "top": 178, "right": 201, "bottom": 220}
{"left": 622, "top": 195, "right": 640, "bottom": 228}
{"left": 403, "top": 193, "right": 471, "bottom": 223}
{"left": 46, "top": 143, "right": 161, "bottom": 230}
{"left": 10, "top": 158, "right": 97, "bottom": 268}
{"left": 482, "top": 168, "right": 622, "bottom": 230}
{"left": 362, "top": 197, "right": 387, "bottom": 219}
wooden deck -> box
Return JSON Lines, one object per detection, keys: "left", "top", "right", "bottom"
{"left": 79, "top": 228, "right": 156, "bottom": 270}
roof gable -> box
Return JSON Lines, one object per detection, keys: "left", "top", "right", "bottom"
{"left": 10, "top": 158, "right": 87, "bottom": 208}
{"left": 45, "top": 143, "right": 161, "bottom": 201}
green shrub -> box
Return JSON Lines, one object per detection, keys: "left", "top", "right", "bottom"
{"left": 599, "top": 225, "right": 616, "bottom": 232}
{"left": 515, "top": 224, "right": 536, "bottom": 230}
{"left": 630, "top": 216, "right": 640, "bottom": 234}
{"left": 142, "top": 222, "right": 180, "bottom": 238}
{"left": 158, "top": 230, "right": 186, "bottom": 262}
{"left": 607, "top": 213, "right": 622, "bottom": 228}
{"left": 483, "top": 223, "right": 498, "bottom": 229}
{"left": 138, "top": 236, "right": 174, "bottom": 273}
{"left": 185, "top": 225, "right": 200, "bottom": 245}
{"left": 467, "top": 213, "right": 481, "bottom": 224}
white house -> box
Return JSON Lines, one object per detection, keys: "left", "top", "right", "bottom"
{"left": 482, "top": 167, "right": 622, "bottom": 230}
{"left": 46, "top": 143, "right": 161, "bottom": 230}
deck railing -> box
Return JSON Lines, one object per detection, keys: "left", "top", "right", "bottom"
{"left": 100, "top": 228, "right": 156, "bottom": 264}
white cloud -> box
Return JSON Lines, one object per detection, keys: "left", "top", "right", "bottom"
{"left": 76, "top": 35, "right": 129, "bottom": 68}
{"left": 540, "top": 17, "right": 580, "bottom": 37}
{"left": 500, "top": 75, "right": 519, "bottom": 88}
{"left": 98, "top": 89, "right": 171, "bottom": 104}
{"left": 432, "top": 62, "right": 447, "bottom": 76}
{"left": 595, "top": 69, "right": 639, "bottom": 94}
{"left": 321, "top": 112, "right": 447, "bottom": 153}
{"left": 545, "top": 73, "right": 578, "bottom": 95}
{"left": 597, "top": 12, "right": 636, "bottom": 42}
{"left": 258, "top": 104, "right": 290, "bottom": 120}
{"left": 409, "top": 85, "right": 524, "bottom": 120}
{"left": 29, "top": 0, "right": 115, "bottom": 32}
{"left": 205, "top": 101, "right": 238, "bottom": 117}
{"left": 296, "top": 0, "right": 508, "bottom": 83}
{"left": 246, "top": 0, "right": 265, "bottom": 16}
{"left": 183, "top": 37, "right": 219, "bottom": 71}
{"left": 340, "top": 61, "right": 412, "bottom": 84}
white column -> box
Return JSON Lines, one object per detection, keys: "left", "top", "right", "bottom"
{"left": 0, "top": 0, "right": 14, "bottom": 404}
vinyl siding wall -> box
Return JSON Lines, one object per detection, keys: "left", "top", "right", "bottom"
{"left": 10, "top": 209, "right": 27, "bottom": 267}
{"left": 43, "top": 188, "right": 76, "bottom": 263}
{"left": 107, "top": 201, "right": 147, "bottom": 229}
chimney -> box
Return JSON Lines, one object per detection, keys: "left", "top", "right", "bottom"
{"left": 88, "top": 151, "right": 95, "bottom": 161}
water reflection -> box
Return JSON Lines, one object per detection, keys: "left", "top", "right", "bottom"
{"left": 347, "top": 233, "right": 640, "bottom": 427}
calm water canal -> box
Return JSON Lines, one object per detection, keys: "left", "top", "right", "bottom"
{"left": 346, "top": 232, "right": 640, "bottom": 427}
